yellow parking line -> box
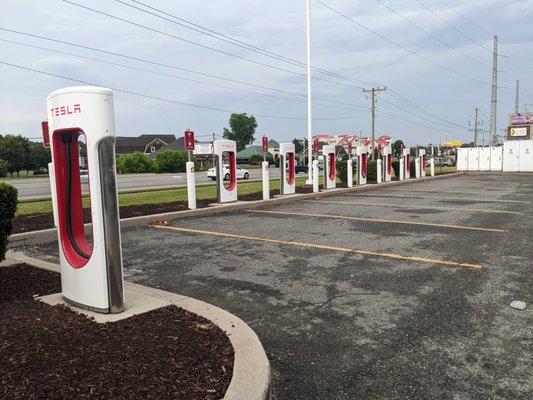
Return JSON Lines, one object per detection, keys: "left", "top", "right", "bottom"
{"left": 308, "top": 200, "right": 523, "bottom": 215}
{"left": 247, "top": 209, "right": 506, "bottom": 233}
{"left": 150, "top": 223, "right": 482, "bottom": 270}
{"left": 346, "top": 192, "right": 529, "bottom": 204}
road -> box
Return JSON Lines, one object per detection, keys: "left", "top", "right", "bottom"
{"left": 3, "top": 168, "right": 290, "bottom": 199}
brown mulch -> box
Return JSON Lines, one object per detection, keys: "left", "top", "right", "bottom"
{"left": 12, "top": 185, "right": 321, "bottom": 234}
{"left": 0, "top": 264, "right": 234, "bottom": 400}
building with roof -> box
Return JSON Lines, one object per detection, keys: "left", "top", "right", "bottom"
{"left": 115, "top": 134, "right": 176, "bottom": 155}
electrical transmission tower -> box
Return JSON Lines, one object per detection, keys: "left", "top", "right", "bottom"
{"left": 468, "top": 108, "right": 484, "bottom": 146}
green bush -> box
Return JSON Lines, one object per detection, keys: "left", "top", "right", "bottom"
{"left": 0, "top": 183, "right": 18, "bottom": 261}
{"left": 367, "top": 160, "right": 378, "bottom": 182}
{"left": 392, "top": 160, "right": 400, "bottom": 178}
{"left": 155, "top": 150, "right": 188, "bottom": 173}
{"left": 249, "top": 154, "right": 264, "bottom": 165}
{"left": 410, "top": 159, "right": 417, "bottom": 178}
{"left": 336, "top": 160, "right": 355, "bottom": 183}
{"left": 0, "top": 159, "right": 7, "bottom": 178}
{"left": 116, "top": 152, "right": 157, "bottom": 174}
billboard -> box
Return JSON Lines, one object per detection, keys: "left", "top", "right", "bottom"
{"left": 509, "top": 114, "right": 533, "bottom": 125}
{"left": 509, "top": 126, "right": 529, "bottom": 138}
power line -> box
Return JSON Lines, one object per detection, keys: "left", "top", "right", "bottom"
{"left": 435, "top": 0, "right": 490, "bottom": 35}
{"left": 413, "top": 0, "right": 493, "bottom": 54}
{"left": 117, "top": 0, "right": 382, "bottom": 87}
{"left": 0, "top": 28, "right": 366, "bottom": 109}
{"left": 0, "top": 38, "right": 367, "bottom": 112}
{"left": 314, "top": 0, "right": 494, "bottom": 86}
{"left": 375, "top": 0, "right": 491, "bottom": 69}
{"left": 0, "top": 60, "right": 370, "bottom": 121}
{"left": 62, "top": 0, "right": 367, "bottom": 90}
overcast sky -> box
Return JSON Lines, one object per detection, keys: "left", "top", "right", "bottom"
{"left": 0, "top": 0, "right": 531, "bottom": 146}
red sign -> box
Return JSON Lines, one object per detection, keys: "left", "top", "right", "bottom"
{"left": 184, "top": 130, "right": 195, "bottom": 151}
{"left": 312, "top": 138, "right": 319, "bottom": 154}
{"left": 262, "top": 136, "right": 269, "bottom": 153}
{"left": 41, "top": 121, "right": 50, "bottom": 148}
{"left": 347, "top": 142, "right": 352, "bottom": 155}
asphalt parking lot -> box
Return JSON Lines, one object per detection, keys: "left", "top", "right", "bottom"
{"left": 19, "top": 173, "right": 532, "bottom": 399}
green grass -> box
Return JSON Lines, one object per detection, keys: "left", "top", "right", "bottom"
{"left": 434, "top": 166, "right": 457, "bottom": 175}
{"left": 15, "top": 176, "right": 311, "bottom": 217}
{"left": 1, "top": 171, "right": 49, "bottom": 180}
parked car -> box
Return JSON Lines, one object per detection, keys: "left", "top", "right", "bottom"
{"left": 295, "top": 164, "right": 308, "bottom": 174}
{"left": 207, "top": 165, "right": 250, "bottom": 180}
{"left": 434, "top": 157, "right": 455, "bottom": 167}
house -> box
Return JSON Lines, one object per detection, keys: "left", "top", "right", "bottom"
{"left": 115, "top": 134, "right": 176, "bottom": 155}
{"left": 236, "top": 146, "right": 272, "bottom": 164}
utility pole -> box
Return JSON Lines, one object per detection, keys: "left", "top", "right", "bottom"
{"left": 489, "top": 35, "right": 498, "bottom": 146}
{"left": 305, "top": 0, "right": 313, "bottom": 184}
{"left": 363, "top": 86, "right": 387, "bottom": 160}
{"left": 514, "top": 80, "right": 520, "bottom": 114}
{"left": 468, "top": 108, "right": 481, "bottom": 146}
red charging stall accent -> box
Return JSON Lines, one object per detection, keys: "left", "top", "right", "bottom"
{"left": 406, "top": 155, "right": 411, "bottom": 174}
{"left": 224, "top": 152, "right": 237, "bottom": 191}
{"left": 287, "top": 152, "right": 295, "bottom": 185}
{"left": 328, "top": 152, "right": 336, "bottom": 181}
{"left": 387, "top": 154, "right": 392, "bottom": 175}
{"left": 52, "top": 129, "right": 92, "bottom": 269}
{"left": 361, "top": 153, "right": 367, "bottom": 178}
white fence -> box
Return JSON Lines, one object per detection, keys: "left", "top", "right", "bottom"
{"left": 457, "top": 141, "right": 533, "bottom": 172}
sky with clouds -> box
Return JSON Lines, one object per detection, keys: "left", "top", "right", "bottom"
{"left": 0, "top": 0, "right": 532, "bottom": 146}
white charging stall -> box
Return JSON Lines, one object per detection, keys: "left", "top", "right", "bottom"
{"left": 429, "top": 157, "right": 435, "bottom": 176}
{"left": 323, "top": 144, "right": 336, "bottom": 189}
{"left": 356, "top": 146, "right": 368, "bottom": 185}
{"left": 382, "top": 145, "right": 392, "bottom": 182}
{"left": 457, "top": 148, "right": 468, "bottom": 171}
{"left": 279, "top": 142, "right": 296, "bottom": 195}
{"left": 490, "top": 147, "right": 503, "bottom": 171}
{"left": 262, "top": 161, "right": 269, "bottom": 200}
{"left": 467, "top": 147, "right": 479, "bottom": 171}
{"left": 478, "top": 147, "right": 491, "bottom": 171}
{"left": 376, "top": 158, "right": 382, "bottom": 184}
{"left": 312, "top": 160, "right": 320, "bottom": 193}
{"left": 415, "top": 156, "right": 421, "bottom": 178}
{"left": 47, "top": 86, "right": 124, "bottom": 314}
{"left": 402, "top": 148, "right": 410, "bottom": 179}
{"left": 213, "top": 139, "right": 238, "bottom": 203}
{"left": 419, "top": 149, "right": 426, "bottom": 177}
{"left": 347, "top": 159, "right": 353, "bottom": 188}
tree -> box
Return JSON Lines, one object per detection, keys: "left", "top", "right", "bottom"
{"left": 392, "top": 139, "right": 405, "bottom": 158}
{"left": 292, "top": 138, "right": 304, "bottom": 154}
{"left": 0, "top": 135, "right": 25, "bottom": 176}
{"left": 155, "top": 150, "right": 188, "bottom": 173}
{"left": 222, "top": 113, "right": 258, "bottom": 152}
{"left": 27, "top": 142, "right": 51, "bottom": 173}
{"left": 0, "top": 159, "right": 8, "bottom": 178}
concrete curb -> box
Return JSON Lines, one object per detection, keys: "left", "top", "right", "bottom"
{"left": 9, "top": 172, "right": 464, "bottom": 247}
{"left": 5, "top": 251, "right": 272, "bottom": 400}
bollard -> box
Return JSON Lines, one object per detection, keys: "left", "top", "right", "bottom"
{"left": 347, "top": 159, "right": 353, "bottom": 188}
{"left": 430, "top": 158, "right": 435, "bottom": 177}
{"left": 186, "top": 161, "right": 196, "bottom": 210}
{"left": 399, "top": 158, "right": 404, "bottom": 181}
{"left": 377, "top": 159, "right": 382, "bottom": 184}
{"left": 312, "top": 160, "right": 319, "bottom": 193}
{"left": 415, "top": 156, "right": 421, "bottom": 178}
{"left": 262, "top": 161, "right": 269, "bottom": 200}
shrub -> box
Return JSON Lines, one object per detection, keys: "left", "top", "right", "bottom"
{"left": 155, "top": 150, "right": 188, "bottom": 173}
{"left": 392, "top": 160, "right": 400, "bottom": 178}
{"left": 249, "top": 154, "right": 264, "bottom": 165}
{"left": 336, "top": 160, "right": 355, "bottom": 183}
{"left": 0, "top": 159, "right": 7, "bottom": 178}
{"left": 116, "top": 152, "right": 157, "bottom": 174}
{"left": 367, "top": 160, "right": 378, "bottom": 182}
{"left": 0, "top": 183, "right": 18, "bottom": 261}
{"left": 410, "top": 159, "right": 417, "bottom": 178}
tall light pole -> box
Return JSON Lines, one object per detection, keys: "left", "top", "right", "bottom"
{"left": 489, "top": 35, "right": 498, "bottom": 146}
{"left": 306, "top": 0, "right": 313, "bottom": 184}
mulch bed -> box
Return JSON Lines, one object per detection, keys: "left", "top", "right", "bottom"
{"left": 12, "top": 185, "right": 322, "bottom": 234}
{"left": 0, "top": 264, "right": 234, "bottom": 399}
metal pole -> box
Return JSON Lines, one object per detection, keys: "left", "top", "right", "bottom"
{"left": 371, "top": 88, "right": 376, "bottom": 160}
{"left": 474, "top": 107, "right": 479, "bottom": 147}
{"left": 306, "top": 0, "right": 313, "bottom": 185}
{"left": 489, "top": 35, "right": 498, "bottom": 146}
{"left": 515, "top": 80, "right": 519, "bottom": 114}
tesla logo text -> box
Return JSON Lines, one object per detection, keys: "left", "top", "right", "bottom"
{"left": 50, "top": 104, "right": 81, "bottom": 117}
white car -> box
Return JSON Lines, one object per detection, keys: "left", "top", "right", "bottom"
{"left": 207, "top": 164, "right": 250, "bottom": 180}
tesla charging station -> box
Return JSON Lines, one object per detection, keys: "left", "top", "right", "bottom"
{"left": 279, "top": 142, "right": 296, "bottom": 195}
{"left": 323, "top": 144, "right": 336, "bottom": 189}
{"left": 382, "top": 145, "right": 392, "bottom": 182}
{"left": 262, "top": 136, "right": 269, "bottom": 200}
{"left": 46, "top": 86, "right": 124, "bottom": 314}
{"left": 213, "top": 139, "right": 238, "bottom": 203}
{"left": 419, "top": 148, "right": 426, "bottom": 177}
{"left": 356, "top": 146, "right": 367, "bottom": 185}
{"left": 184, "top": 130, "right": 196, "bottom": 209}
{"left": 401, "top": 148, "right": 410, "bottom": 180}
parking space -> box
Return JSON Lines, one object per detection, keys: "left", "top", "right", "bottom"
{"left": 18, "top": 173, "right": 532, "bottom": 399}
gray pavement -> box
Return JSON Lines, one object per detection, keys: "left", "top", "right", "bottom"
{"left": 18, "top": 173, "right": 532, "bottom": 399}
{"left": 3, "top": 168, "right": 284, "bottom": 199}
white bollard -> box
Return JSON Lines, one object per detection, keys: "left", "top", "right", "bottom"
{"left": 48, "top": 162, "right": 58, "bottom": 227}
{"left": 430, "top": 158, "right": 435, "bottom": 177}
{"left": 415, "top": 157, "right": 421, "bottom": 178}
{"left": 347, "top": 159, "right": 353, "bottom": 188}
{"left": 312, "top": 160, "right": 319, "bottom": 193}
{"left": 399, "top": 158, "right": 404, "bottom": 181}
{"left": 376, "top": 159, "right": 382, "bottom": 184}
{"left": 186, "top": 161, "right": 196, "bottom": 210}
{"left": 262, "top": 161, "right": 269, "bottom": 200}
